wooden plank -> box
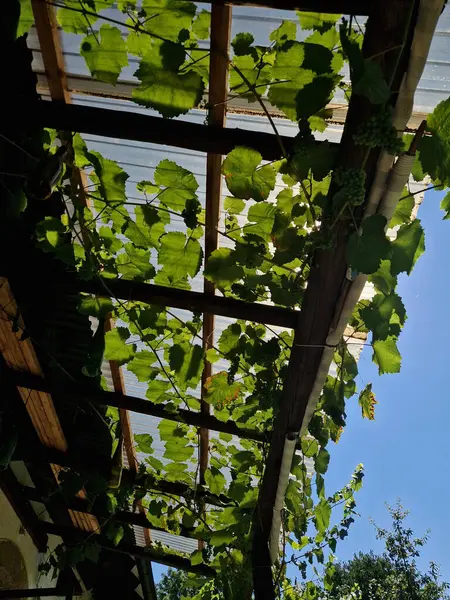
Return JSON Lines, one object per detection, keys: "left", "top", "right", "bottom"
{"left": 0, "top": 588, "right": 67, "bottom": 598}
{"left": 251, "top": 1, "right": 417, "bottom": 597}
{"left": 43, "top": 522, "right": 216, "bottom": 576}
{"left": 9, "top": 369, "right": 267, "bottom": 443}
{"left": 0, "top": 468, "right": 48, "bottom": 552}
{"left": 31, "top": 101, "right": 336, "bottom": 162}
{"left": 199, "top": 3, "right": 232, "bottom": 544}
{"left": 30, "top": 0, "right": 70, "bottom": 103}
{"left": 57, "top": 276, "right": 299, "bottom": 329}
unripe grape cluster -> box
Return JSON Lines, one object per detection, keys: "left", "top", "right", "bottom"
{"left": 333, "top": 167, "right": 366, "bottom": 206}
{"left": 353, "top": 108, "right": 404, "bottom": 155}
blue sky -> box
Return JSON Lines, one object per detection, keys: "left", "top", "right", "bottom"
{"left": 324, "top": 187, "right": 450, "bottom": 582}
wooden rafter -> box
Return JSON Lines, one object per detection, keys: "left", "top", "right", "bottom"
{"left": 199, "top": 2, "right": 232, "bottom": 545}
{"left": 31, "top": 101, "right": 338, "bottom": 161}
{"left": 0, "top": 278, "right": 98, "bottom": 535}
{"left": 9, "top": 369, "right": 267, "bottom": 442}
{"left": 56, "top": 276, "right": 299, "bottom": 329}
{"left": 251, "top": 1, "right": 418, "bottom": 597}
{"left": 192, "top": 0, "right": 373, "bottom": 14}
{"left": 43, "top": 521, "right": 216, "bottom": 576}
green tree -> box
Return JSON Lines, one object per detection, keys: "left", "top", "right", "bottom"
{"left": 156, "top": 568, "right": 195, "bottom": 600}
{"left": 325, "top": 502, "right": 449, "bottom": 600}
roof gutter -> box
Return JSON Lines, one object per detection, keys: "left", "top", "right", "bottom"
{"left": 269, "top": 0, "right": 444, "bottom": 564}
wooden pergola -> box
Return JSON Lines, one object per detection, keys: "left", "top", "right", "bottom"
{"left": 0, "top": 0, "right": 438, "bottom": 597}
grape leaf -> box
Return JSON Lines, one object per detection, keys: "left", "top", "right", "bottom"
{"left": 146, "top": 379, "right": 171, "bottom": 403}
{"left": 418, "top": 98, "right": 450, "bottom": 185}
{"left": 117, "top": 244, "right": 155, "bottom": 281}
{"left": 204, "top": 372, "right": 241, "bottom": 409}
{"left": 204, "top": 248, "right": 244, "bottom": 290}
{"left": 347, "top": 214, "right": 390, "bottom": 274}
{"left": 158, "top": 232, "right": 203, "bottom": 280}
{"left": 127, "top": 351, "right": 159, "bottom": 382}
{"left": 229, "top": 54, "right": 272, "bottom": 99}
{"left": 78, "top": 295, "right": 113, "bottom": 318}
{"left": 192, "top": 9, "right": 210, "bottom": 40}
{"left": 224, "top": 197, "right": 245, "bottom": 215}
{"left": 87, "top": 151, "right": 128, "bottom": 204}
{"left": 373, "top": 336, "right": 401, "bottom": 374}
{"left": 169, "top": 342, "right": 203, "bottom": 390}
{"left": 440, "top": 190, "right": 450, "bottom": 219}
{"left": 80, "top": 25, "right": 128, "bottom": 84}
{"left": 209, "top": 529, "right": 234, "bottom": 547}
{"left": 57, "top": 0, "right": 99, "bottom": 34}
{"left": 358, "top": 383, "right": 377, "bottom": 420}
{"left": 142, "top": 0, "right": 196, "bottom": 42}
{"left": 134, "top": 433, "right": 154, "bottom": 454}
{"left": 17, "top": 0, "right": 34, "bottom": 38}
{"left": 270, "top": 20, "right": 297, "bottom": 44}
{"left": 314, "top": 448, "right": 330, "bottom": 474}
{"left": 314, "top": 499, "right": 331, "bottom": 533}
{"left": 205, "top": 466, "right": 226, "bottom": 495}
{"left": 353, "top": 59, "right": 390, "bottom": 105}
{"left": 368, "top": 260, "right": 397, "bottom": 295}
{"left": 246, "top": 202, "right": 277, "bottom": 241}
{"left": 390, "top": 219, "right": 425, "bottom": 275}
{"left": 105, "top": 327, "right": 136, "bottom": 365}
{"left": 360, "top": 292, "right": 406, "bottom": 341}
{"left": 155, "top": 159, "right": 199, "bottom": 212}
{"left": 298, "top": 12, "right": 341, "bottom": 32}
{"left": 123, "top": 205, "right": 166, "bottom": 249}
{"left": 389, "top": 193, "right": 414, "bottom": 227}
{"left": 222, "top": 147, "right": 275, "bottom": 201}
{"left": 218, "top": 323, "right": 242, "bottom": 355}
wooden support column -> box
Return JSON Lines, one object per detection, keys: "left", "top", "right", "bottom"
{"left": 199, "top": 2, "right": 232, "bottom": 548}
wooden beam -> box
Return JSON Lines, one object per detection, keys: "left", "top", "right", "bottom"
{"left": 30, "top": 0, "right": 70, "bottom": 103}
{"left": 56, "top": 276, "right": 299, "bottom": 329}
{"left": 251, "top": 1, "right": 417, "bottom": 597}
{"left": 0, "top": 278, "right": 98, "bottom": 534}
{"left": 31, "top": 101, "right": 335, "bottom": 162}
{"left": 0, "top": 468, "right": 48, "bottom": 552}
{"left": 194, "top": 0, "right": 373, "bottom": 14}
{"left": 8, "top": 369, "right": 267, "bottom": 443}
{"left": 199, "top": 2, "right": 232, "bottom": 545}
{"left": 23, "top": 485, "right": 201, "bottom": 541}
{"left": 43, "top": 521, "right": 216, "bottom": 576}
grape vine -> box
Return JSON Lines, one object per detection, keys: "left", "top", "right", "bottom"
{"left": 9, "top": 2, "right": 450, "bottom": 598}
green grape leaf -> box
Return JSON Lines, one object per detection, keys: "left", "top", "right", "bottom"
{"left": 246, "top": 202, "right": 277, "bottom": 241}
{"left": 314, "top": 448, "right": 330, "bottom": 475}
{"left": 105, "top": 327, "right": 136, "bottom": 365}
{"left": 72, "top": 133, "right": 91, "bottom": 169}
{"left": 87, "top": 151, "right": 128, "bottom": 204}
{"left": 17, "top": 0, "right": 34, "bottom": 38}
{"left": 373, "top": 336, "right": 401, "bottom": 374}
{"left": 204, "top": 248, "right": 244, "bottom": 290}
{"left": 204, "top": 371, "right": 241, "bottom": 409}
{"left": 190, "top": 549, "right": 203, "bottom": 566}
{"left": 57, "top": 0, "right": 99, "bottom": 34}
{"left": 142, "top": 0, "right": 196, "bottom": 42}
{"left": 294, "top": 74, "right": 340, "bottom": 119}
{"left": 229, "top": 54, "right": 272, "bottom": 99}
{"left": 440, "top": 190, "right": 450, "bottom": 219}
{"left": 298, "top": 12, "right": 340, "bottom": 31}
{"left": 347, "top": 214, "right": 390, "bottom": 274}
{"left": 222, "top": 147, "right": 275, "bottom": 201}
{"left": 290, "top": 141, "right": 337, "bottom": 182}
{"left": 80, "top": 25, "right": 128, "bottom": 84}
{"left": 158, "top": 232, "right": 203, "bottom": 280}
{"left": 209, "top": 529, "right": 234, "bottom": 547}
{"left": 117, "top": 244, "right": 155, "bottom": 281}
{"left": 353, "top": 59, "right": 390, "bottom": 105}
{"left": 133, "top": 50, "right": 204, "bottom": 118}
{"left": 390, "top": 219, "right": 425, "bottom": 276}
{"left": 301, "top": 438, "right": 319, "bottom": 458}
{"left": 224, "top": 197, "right": 245, "bottom": 215}
{"left": 146, "top": 379, "right": 171, "bottom": 403}
{"left": 389, "top": 192, "right": 414, "bottom": 227}
{"left": 192, "top": 9, "right": 210, "bottom": 40}
{"left": 99, "top": 226, "right": 122, "bottom": 254}
{"left": 314, "top": 499, "right": 331, "bottom": 533}
{"left": 134, "top": 433, "right": 154, "bottom": 454}
{"left": 127, "top": 351, "right": 159, "bottom": 382}
{"left": 205, "top": 466, "right": 226, "bottom": 495}
{"left": 232, "top": 32, "right": 255, "bottom": 56}
{"left": 218, "top": 323, "right": 242, "bottom": 355}
{"left": 123, "top": 205, "right": 166, "bottom": 249}
{"left": 360, "top": 292, "right": 406, "bottom": 341}
{"left": 155, "top": 159, "right": 199, "bottom": 212}
{"left": 418, "top": 98, "right": 450, "bottom": 185}
{"left": 169, "top": 342, "right": 204, "bottom": 390}
{"left": 368, "top": 260, "right": 397, "bottom": 295}
{"left": 358, "top": 383, "right": 377, "bottom": 420}
{"left": 78, "top": 295, "right": 113, "bottom": 318}
{"left": 164, "top": 439, "right": 194, "bottom": 462}
{"left": 270, "top": 20, "right": 297, "bottom": 44}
